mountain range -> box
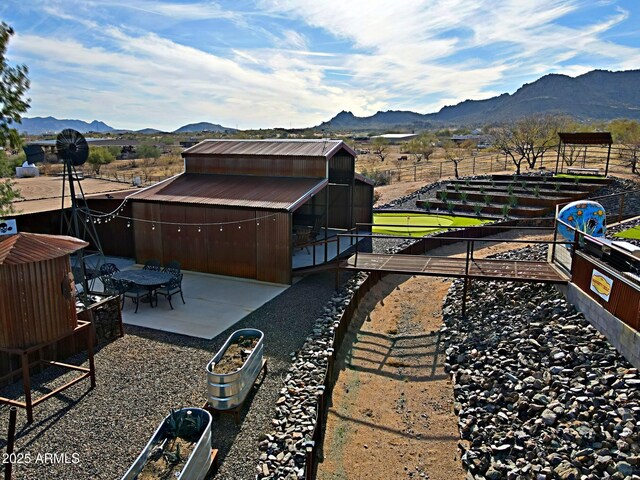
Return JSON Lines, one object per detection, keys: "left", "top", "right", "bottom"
{"left": 317, "top": 69, "right": 640, "bottom": 131}
{"left": 17, "top": 118, "right": 237, "bottom": 135}
{"left": 17, "top": 69, "right": 640, "bottom": 135}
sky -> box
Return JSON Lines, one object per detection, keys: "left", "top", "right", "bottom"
{"left": 2, "top": 0, "right": 640, "bottom": 131}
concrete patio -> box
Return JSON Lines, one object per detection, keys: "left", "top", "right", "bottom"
{"left": 94, "top": 258, "right": 289, "bottom": 339}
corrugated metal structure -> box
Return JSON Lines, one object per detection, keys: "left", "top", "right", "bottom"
{"left": 127, "top": 139, "right": 373, "bottom": 284}
{"left": 0, "top": 232, "right": 88, "bottom": 349}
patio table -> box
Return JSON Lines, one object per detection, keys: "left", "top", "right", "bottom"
{"left": 112, "top": 270, "right": 173, "bottom": 307}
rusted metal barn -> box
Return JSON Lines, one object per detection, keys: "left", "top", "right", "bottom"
{"left": 126, "top": 139, "right": 373, "bottom": 284}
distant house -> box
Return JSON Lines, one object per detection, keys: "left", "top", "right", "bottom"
{"left": 120, "top": 139, "right": 374, "bottom": 284}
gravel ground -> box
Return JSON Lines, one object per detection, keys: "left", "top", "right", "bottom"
{"left": 443, "top": 245, "right": 640, "bottom": 479}
{"left": 0, "top": 271, "right": 347, "bottom": 480}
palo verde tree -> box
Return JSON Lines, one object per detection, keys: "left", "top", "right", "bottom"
{"left": 490, "top": 115, "right": 568, "bottom": 174}
{"left": 609, "top": 119, "right": 640, "bottom": 175}
{"left": 87, "top": 147, "right": 116, "bottom": 175}
{"left": 407, "top": 133, "right": 437, "bottom": 163}
{"left": 0, "top": 22, "right": 30, "bottom": 218}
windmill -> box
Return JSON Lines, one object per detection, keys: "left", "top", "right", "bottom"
{"left": 56, "top": 129, "right": 104, "bottom": 300}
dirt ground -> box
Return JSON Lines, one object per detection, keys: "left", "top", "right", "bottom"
{"left": 317, "top": 232, "right": 553, "bottom": 480}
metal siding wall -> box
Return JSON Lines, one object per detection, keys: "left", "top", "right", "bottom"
{"left": 182, "top": 206, "right": 207, "bottom": 271}
{"left": 256, "top": 212, "right": 291, "bottom": 284}
{"left": 159, "top": 204, "right": 187, "bottom": 265}
{"left": 328, "top": 154, "right": 354, "bottom": 184}
{"left": 185, "top": 155, "right": 327, "bottom": 178}
{"left": 132, "top": 202, "right": 164, "bottom": 263}
{"left": 328, "top": 185, "right": 350, "bottom": 229}
{"left": 572, "top": 254, "right": 640, "bottom": 330}
{"left": 353, "top": 182, "right": 374, "bottom": 226}
{"left": 0, "top": 257, "right": 77, "bottom": 349}
{"left": 89, "top": 199, "right": 135, "bottom": 258}
{"left": 205, "top": 207, "right": 257, "bottom": 279}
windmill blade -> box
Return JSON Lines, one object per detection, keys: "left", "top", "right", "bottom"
{"left": 56, "top": 128, "right": 89, "bottom": 166}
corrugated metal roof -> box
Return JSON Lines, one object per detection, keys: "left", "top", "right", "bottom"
{"left": 182, "top": 139, "right": 356, "bottom": 159}
{"left": 129, "top": 174, "right": 328, "bottom": 211}
{"left": 0, "top": 233, "right": 88, "bottom": 265}
{"left": 558, "top": 132, "right": 612, "bottom": 145}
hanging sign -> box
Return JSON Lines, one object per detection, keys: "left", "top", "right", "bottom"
{"left": 0, "top": 219, "right": 17, "bottom": 236}
{"left": 590, "top": 269, "right": 614, "bottom": 302}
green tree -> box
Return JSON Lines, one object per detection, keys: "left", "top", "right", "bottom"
{"left": 407, "top": 133, "right": 436, "bottom": 162}
{"left": 0, "top": 23, "right": 30, "bottom": 217}
{"left": 609, "top": 119, "right": 640, "bottom": 175}
{"left": 136, "top": 143, "right": 161, "bottom": 159}
{"left": 87, "top": 147, "right": 115, "bottom": 175}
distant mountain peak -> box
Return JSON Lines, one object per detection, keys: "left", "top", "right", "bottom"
{"left": 317, "top": 68, "right": 640, "bottom": 131}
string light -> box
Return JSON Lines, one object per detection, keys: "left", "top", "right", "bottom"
{"left": 152, "top": 224, "right": 156, "bottom": 231}
{"left": 177, "top": 226, "right": 181, "bottom": 232}
{"left": 127, "top": 221, "right": 131, "bottom": 228}
{"left": 198, "top": 226, "right": 202, "bottom": 233}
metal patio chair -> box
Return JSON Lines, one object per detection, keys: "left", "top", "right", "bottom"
{"left": 155, "top": 272, "right": 185, "bottom": 310}
{"left": 121, "top": 280, "right": 152, "bottom": 313}
{"left": 142, "top": 259, "right": 161, "bottom": 271}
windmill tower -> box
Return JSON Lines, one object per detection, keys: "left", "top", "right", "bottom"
{"left": 56, "top": 129, "right": 105, "bottom": 300}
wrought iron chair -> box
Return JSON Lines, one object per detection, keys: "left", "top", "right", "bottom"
{"left": 163, "top": 260, "right": 181, "bottom": 272}
{"left": 99, "top": 263, "right": 120, "bottom": 277}
{"left": 143, "top": 259, "right": 161, "bottom": 271}
{"left": 121, "top": 280, "right": 152, "bottom": 314}
{"left": 155, "top": 272, "right": 185, "bottom": 310}
{"left": 102, "top": 276, "right": 127, "bottom": 303}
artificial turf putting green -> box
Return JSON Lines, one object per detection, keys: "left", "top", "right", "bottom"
{"left": 613, "top": 225, "right": 640, "bottom": 240}
{"left": 373, "top": 212, "right": 490, "bottom": 238}
{"left": 554, "top": 173, "right": 604, "bottom": 180}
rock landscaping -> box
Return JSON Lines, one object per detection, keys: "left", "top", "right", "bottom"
{"left": 443, "top": 244, "right": 640, "bottom": 479}
{"left": 256, "top": 272, "right": 368, "bottom": 479}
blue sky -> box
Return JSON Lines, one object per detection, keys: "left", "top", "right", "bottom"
{"left": 2, "top": 0, "right": 639, "bottom": 131}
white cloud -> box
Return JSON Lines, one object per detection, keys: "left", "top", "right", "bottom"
{"left": 6, "top": 0, "right": 640, "bottom": 129}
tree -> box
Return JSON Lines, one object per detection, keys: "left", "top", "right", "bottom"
{"left": 87, "top": 147, "right": 116, "bottom": 175}
{"left": 609, "top": 119, "right": 640, "bottom": 175}
{"left": 443, "top": 140, "right": 471, "bottom": 179}
{"left": 371, "top": 137, "right": 389, "bottom": 162}
{"left": 136, "top": 143, "right": 161, "bottom": 159}
{"left": 0, "top": 23, "right": 30, "bottom": 217}
{"left": 490, "top": 115, "right": 568, "bottom": 174}
{"left": 407, "top": 133, "right": 436, "bottom": 163}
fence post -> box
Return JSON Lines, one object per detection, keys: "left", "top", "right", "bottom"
{"left": 439, "top": 163, "right": 442, "bottom": 179}
{"left": 414, "top": 165, "right": 417, "bottom": 181}
{"left": 618, "top": 195, "right": 625, "bottom": 223}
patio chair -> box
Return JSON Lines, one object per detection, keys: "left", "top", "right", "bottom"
{"left": 293, "top": 227, "right": 311, "bottom": 253}
{"left": 122, "top": 280, "right": 152, "bottom": 313}
{"left": 155, "top": 273, "right": 185, "bottom": 310}
{"left": 143, "top": 259, "right": 161, "bottom": 271}
{"left": 99, "top": 262, "right": 120, "bottom": 277}
{"left": 102, "top": 276, "right": 127, "bottom": 302}
{"left": 163, "top": 260, "right": 181, "bottom": 272}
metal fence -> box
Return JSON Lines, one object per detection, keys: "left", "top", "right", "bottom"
{"left": 362, "top": 145, "right": 640, "bottom": 185}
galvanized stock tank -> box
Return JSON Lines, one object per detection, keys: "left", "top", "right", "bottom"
{"left": 206, "top": 328, "right": 264, "bottom": 410}
{"left": 121, "top": 408, "right": 212, "bottom": 480}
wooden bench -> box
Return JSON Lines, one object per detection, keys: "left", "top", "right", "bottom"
{"left": 567, "top": 167, "right": 601, "bottom": 176}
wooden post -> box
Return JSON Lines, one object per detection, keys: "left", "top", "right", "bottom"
{"left": 21, "top": 352, "right": 33, "bottom": 423}
{"left": 5, "top": 406, "right": 17, "bottom": 480}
